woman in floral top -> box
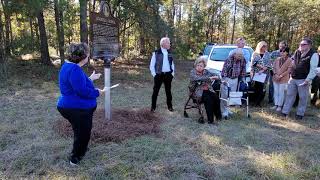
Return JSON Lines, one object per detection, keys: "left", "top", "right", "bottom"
{"left": 251, "top": 41, "right": 271, "bottom": 106}
{"left": 189, "top": 56, "right": 222, "bottom": 124}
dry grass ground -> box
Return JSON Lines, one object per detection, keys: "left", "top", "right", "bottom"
{"left": 1, "top": 59, "right": 320, "bottom": 179}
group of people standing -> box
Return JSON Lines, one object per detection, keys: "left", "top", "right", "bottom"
{"left": 150, "top": 36, "right": 320, "bottom": 125}
{"left": 250, "top": 38, "right": 319, "bottom": 120}
{"left": 56, "top": 36, "right": 319, "bottom": 166}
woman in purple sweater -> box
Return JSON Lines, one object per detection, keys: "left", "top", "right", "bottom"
{"left": 57, "top": 43, "right": 105, "bottom": 166}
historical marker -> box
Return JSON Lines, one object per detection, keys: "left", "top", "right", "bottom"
{"left": 90, "top": 10, "right": 120, "bottom": 121}
{"left": 91, "top": 12, "right": 120, "bottom": 60}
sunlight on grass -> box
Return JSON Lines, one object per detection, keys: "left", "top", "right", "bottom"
{"left": 250, "top": 151, "right": 299, "bottom": 179}
{"left": 199, "top": 133, "right": 233, "bottom": 165}
{"left": 127, "top": 69, "right": 141, "bottom": 75}
{"left": 253, "top": 111, "right": 318, "bottom": 133}
{"left": 36, "top": 172, "right": 87, "bottom": 179}
{"left": 201, "top": 133, "right": 221, "bottom": 146}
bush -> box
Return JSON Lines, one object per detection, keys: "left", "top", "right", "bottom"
{"left": 10, "top": 35, "right": 40, "bottom": 55}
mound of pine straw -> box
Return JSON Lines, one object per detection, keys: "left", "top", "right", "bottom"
{"left": 54, "top": 108, "right": 163, "bottom": 143}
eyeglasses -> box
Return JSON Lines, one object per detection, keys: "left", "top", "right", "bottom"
{"left": 300, "top": 43, "right": 308, "bottom": 46}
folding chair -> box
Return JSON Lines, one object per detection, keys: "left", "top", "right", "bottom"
{"left": 183, "top": 81, "right": 204, "bottom": 122}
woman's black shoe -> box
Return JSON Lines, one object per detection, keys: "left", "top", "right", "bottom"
{"left": 168, "top": 107, "right": 174, "bottom": 112}
{"left": 198, "top": 117, "right": 205, "bottom": 124}
{"left": 208, "top": 121, "right": 218, "bottom": 126}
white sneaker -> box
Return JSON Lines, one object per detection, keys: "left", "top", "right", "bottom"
{"left": 69, "top": 160, "right": 79, "bottom": 167}
{"left": 270, "top": 106, "right": 277, "bottom": 110}
{"left": 222, "top": 111, "right": 229, "bottom": 117}
{"left": 276, "top": 107, "right": 282, "bottom": 112}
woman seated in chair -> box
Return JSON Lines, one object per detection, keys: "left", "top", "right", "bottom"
{"left": 189, "top": 56, "right": 222, "bottom": 124}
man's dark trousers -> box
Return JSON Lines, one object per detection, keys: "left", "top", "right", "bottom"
{"left": 151, "top": 72, "right": 173, "bottom": 110}
{"left": 269, "top": 73, "right": 274, "bottom": 103}
{"left": 311, "top": 76, "right": 320, "bottom": 104}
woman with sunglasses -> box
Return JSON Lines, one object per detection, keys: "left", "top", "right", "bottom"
{"left": 271, "top": 47, "right": 292, "bottom": 112}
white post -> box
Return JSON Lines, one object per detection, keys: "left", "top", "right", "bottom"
{"left": 104, "top": 66, "right": 111, "bottom": 120}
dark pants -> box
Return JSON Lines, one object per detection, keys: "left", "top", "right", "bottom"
{"left": 311, "top": 76, "right": 320, "bottom": 104}
{"left": 254, "top": 81, "right": 265, "bottom": 106}
{"left": 151, "top": 72, "right": 173, "bottom": 110}
{"left": 202, "top": 90, "right": 222, "bottom": 122}
{"left": 268, "top": 73, "right": 274, "bottom": 103}
{"left": 57, "top": 107, "right": 96, "bottom": 160}
{"left": 293, "top": 94, "right": 299, "bottom": 107}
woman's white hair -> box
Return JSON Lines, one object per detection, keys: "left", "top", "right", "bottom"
{"left": 254, "top": 41, "right": 268, "bottom": 54}
{"left": 233, "top": 48, "right": 243, "bottom": 55}
{"left": 194, "top": 56, "right": 207, "bottom": 67}
{"left": 160, "top": 37, "right": 170, "bottom": 47}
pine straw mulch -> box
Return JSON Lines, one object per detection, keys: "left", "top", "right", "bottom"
{"left": 54, "top": 108, "right": 164, "bottom": 143}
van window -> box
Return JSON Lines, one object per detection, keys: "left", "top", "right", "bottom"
{"left": 209, "top": 48, "right": 252, "bottom": 62}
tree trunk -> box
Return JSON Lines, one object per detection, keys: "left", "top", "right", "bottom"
{"left": 170, "top": 0, "right": 175, "bottom": 28}
{"left": 139, "top": 32, "right": 146, "bottom": 55}
{"left": 217, "top": 15, "right": 221, "bottom": 42}
{"left": 275, "top": 21, "right": 282, "bottom": 49}
{"left": 170, "top": 0, "right": 175, "bottom": 44}
{"left": 0, "top": 7, "right": 7, "bottom": 81}
{"left": 9, "top": 17, "right": 12, "bottom": 44}
{"left": 59, "top": 2, "right": 65, "bottom": 61}
{"left": 93, "top": 0, "right": 96, "bottom": 11}
{"left": 1, "top": 0, "right": 11, "bottom": 55}
{"left": 88, "top": 0, "right": 95, "bottom": 50}
{"left": 54, "top": 0, "right": 60, "bottom": 50}
{"left": 37, "top": 9, "right": 51, "bottom": 65}
{"left": 80, "top": 0, "right": 88, "bottom": 43}
{"left": 231, "top": 0, "right": 237, "bottom": 44}
{"left": 29, "top": 18, "right": 34, "bottom": 43}
{"left": 54, "top": 0, "right": 65, "bottom": 63}
{"left": 187, "top": 2, "right": 192, "bottom": 46}
{"left": 121, "top": 19, "right": 126, "bottom": 56}
{"left": 223, "top": 14, "right": 227, "bottom": 44}
{"left": 35, "top": 19, "right": 40, "bottom": 43}
{"left": 177, "top": 0, "right": 181, "bottom": 27}
{"left": 126, "top": 21, "right": 130, "bottom": 59}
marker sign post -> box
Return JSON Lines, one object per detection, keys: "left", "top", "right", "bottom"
{"left": 90, "top": 12, "right": 120, "bottom": 121}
